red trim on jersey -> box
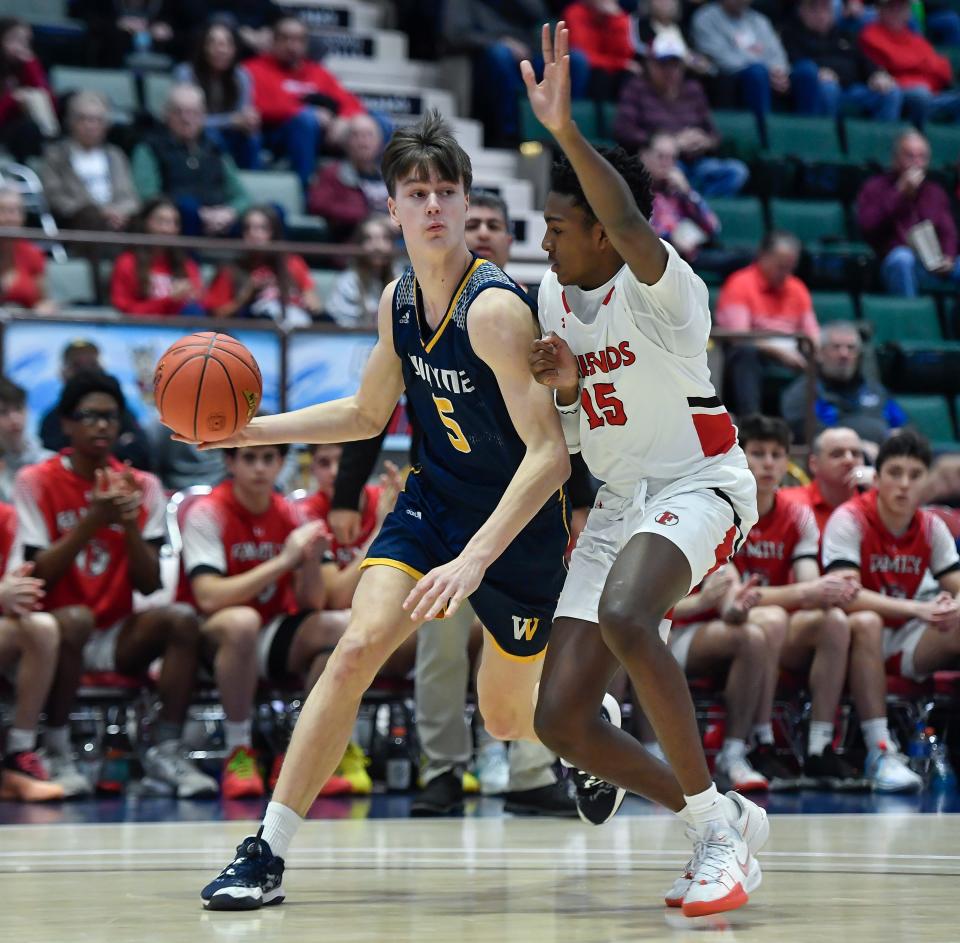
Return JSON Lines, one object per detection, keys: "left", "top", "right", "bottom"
{"left": 298, "top": 484, "right": 383, "bottom": 568}
{"left": 561, "top": 291, "right": 571, "bottom": 314}
{"left": 560, "top": 286, "right": 616, "bottom": 316}
{"left": 706, "top": 524, "right": 738, "bottom": 579}
{"left": 0, "top": 502, "right": 14, "bottom": 574}
{"left": 691, "top": 412, "right": 737, "bottom": 457}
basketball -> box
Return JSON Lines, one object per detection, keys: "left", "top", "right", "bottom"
{"left": 153, "top": 332, "right": 262, "bottom": 442}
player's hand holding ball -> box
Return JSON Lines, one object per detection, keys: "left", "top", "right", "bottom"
{"left": 154, "top": 332, "right": 263, "bottom": 449}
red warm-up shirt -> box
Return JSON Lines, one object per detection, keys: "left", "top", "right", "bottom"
{"left": 110, "top": 252, "right": 203, "bottom": 315}
{"left": 563, "top": 2, "right": 635, "bottom": 72}
{"left": 860, "top": 22, "right": 952, "bottom": 92}
{"left": 14, "top": 452, "right": 166, "bottom": 630}
{"left": 177, "top": 482, "right": 300, "bottom": 623}
{"left": 1, "top": 241, "right": 46, "bottom": 309}
{"left": 245, "top": 55, "right": 366, "bottom": 124}
{"left": 297, "top": 484, "right": 382, "bottom": 569}
{"left": 203, "top": 255, "right": 314, "bottom": 313}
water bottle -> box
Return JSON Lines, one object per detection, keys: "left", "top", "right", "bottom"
{"left": 907, "top": 721, "right": 932, "bottom": 783}
{"left": 385, "top": 702, "right": 413, "bottom": 792}
{"left": 928, "top": 730, "right": 958, "bottom": 791}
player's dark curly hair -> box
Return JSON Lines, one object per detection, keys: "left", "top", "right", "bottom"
{"left": 550, "top": 147, "right": 654, "bottom": 225}
{"left": 57, "top": 370, "right": 125, "bottom": 418}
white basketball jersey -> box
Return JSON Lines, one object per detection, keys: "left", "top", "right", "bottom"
{"left": 538, "top": 241, "right": 747, "bottom": 495}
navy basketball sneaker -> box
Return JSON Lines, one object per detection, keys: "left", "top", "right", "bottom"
{"left": 565, "top": 693, "right": 627, "bottom": 825}
{"left": 201, "top": 827, "right": 285, "bottom": 910}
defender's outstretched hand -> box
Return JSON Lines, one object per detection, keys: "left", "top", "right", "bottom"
{"left": 520, "top": 22, "right": 572, "bottom": 136}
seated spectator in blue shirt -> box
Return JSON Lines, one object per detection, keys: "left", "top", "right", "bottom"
{"left": 780, "top": 320, "right": 907, "bottom": 448}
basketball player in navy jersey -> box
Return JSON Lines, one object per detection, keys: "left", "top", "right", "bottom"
{"left": 191, "top": 110, "right": 572, "bottom": 910}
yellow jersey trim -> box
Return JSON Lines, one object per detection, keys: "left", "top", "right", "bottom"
{"left": 359, "top": 558, "right": 447, "bottom": 620}
{"left": 416, "top": 257, "right": 485, "bottom": 354}
{"left": 559, "top": 485, "right": 570, "bottom": 542}
{"left": 482, "top": 625, "right": 548, "bottom": 663}
{"left": 360, "top": 557, "right": 425, "bottom": 581}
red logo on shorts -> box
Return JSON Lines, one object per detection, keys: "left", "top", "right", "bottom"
{"left": 655, "top": 511, "right": 679, "bottom": 527}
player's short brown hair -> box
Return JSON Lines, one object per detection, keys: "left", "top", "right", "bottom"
{"left": 381, "top": 109, "right": 472, "bottom": 198}
{"left": 0, "top": 375, "right": 26, "bottom": 409}
{"left": 876, "top": 428, "right": 932, "bottom": 472}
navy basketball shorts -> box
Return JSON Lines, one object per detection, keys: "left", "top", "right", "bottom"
{"left": 361, "top": 468, "right": 569, "bottom": 660}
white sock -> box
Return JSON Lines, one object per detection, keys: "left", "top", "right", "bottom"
{"left": 719, "top": 738, "right": 747, "bottom": 763}
{"left": 261, "top": 800, "right": 302, "bottom": 859}
{"left": 681, "top": 793, "right": 742, "bottom": 827}
{"left": 45, "top": 726, "right": 70, "bottom": 755}
{"left": 861, "top": 717, "right": 890, "bottom": 753}
{"left": 7, "top": 728, "right": 36, "bottom": 754}
{"left": 224, "top": 719, "right": 253, "bottom": 752}
{"left": 752, "top": 723, "right": 774, "bottom": 746}
{"left": 683, "top": 783, "right": 727, "bottom": 836}
{"left": 807, "top": 721, "right": 834, "bottom": 757}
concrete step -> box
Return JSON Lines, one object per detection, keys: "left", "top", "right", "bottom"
{"left": 328, "top": 56, "right": 441, "bottom": 95}
{"left": 314, "top": 27, "right": 408, "bottom": 61}
{"left": 277, "top": 0, "right": 381, "bottom": 31}
{"left": 471, "top": 176, "right": 534, "bottom": 214}
{"left": 343, "top": 79, "right": 456, "bottom": 124}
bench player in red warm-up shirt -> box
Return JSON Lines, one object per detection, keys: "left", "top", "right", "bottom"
{"left": 15, "top": 371, "right": 216, "bottom": 798}
{"left": 178, "top": 441, "right": 348, "bottom": 799}
{"left": 823, "top": 429, "right": 960, "bottom": 792}
{"left": 0, "top": 501, "right": 63, "bottom": 802}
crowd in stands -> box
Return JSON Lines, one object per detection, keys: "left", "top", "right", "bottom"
{"left": 0, "top": 1, "right": 959, "bottom": 810}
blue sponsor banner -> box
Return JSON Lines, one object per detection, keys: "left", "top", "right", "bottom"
{"left": 3, "top": 319, "right": 282, "bottom": 428}
{"left": 286, "top": 329, "right": 410, "bottom": 451}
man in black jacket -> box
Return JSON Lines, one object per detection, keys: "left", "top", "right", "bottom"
{"left": 783, "top": 0, "right": 902, "bottom": 119}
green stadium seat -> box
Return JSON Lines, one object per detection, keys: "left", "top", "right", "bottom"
{"left": 236, "top": 170, "right": 327, "bottom": 241}
{"left": 811, "top": 291, "right": 857, "bottom": 325}
{"left": 143, "top": 74, "right": 174, "bottom": 119}
{"left": 521, "top": 99, "right": 598, "bottom": 144}
{"left": 860, "top": 295, "right": 942, "bottom": 344}
{"left": 50, "top": 66, "right": 137, "bottom": 115}
{"left": 765, "top": 115, "right": 844, "bottom": 164}
{"left": 897, "top": 394, "right": 956, "bottom": 442}
{"left": 710, "top": 197, "right": 766, "bottom": 249}
{"left": 712, "top": 110, "right": 762, "bottom": 162}
{"left": 925, "top": 123, "right": 960, "bottom": 170}
{"left": 45, "top": 259, "right": 95, "bottom": 305}
{"left": 843, "top": 119, "right": 913, "bottom": 166}
{"left": 770, "top": 199, "right": 847, "bottom": 244}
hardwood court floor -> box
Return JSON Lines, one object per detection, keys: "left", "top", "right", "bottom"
{"left": 1, "top": 813, "right": 957, "bottom": 942}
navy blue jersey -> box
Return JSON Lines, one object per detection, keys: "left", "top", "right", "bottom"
{"left": 392, "top": 255, "right": 538, "bottom": 512}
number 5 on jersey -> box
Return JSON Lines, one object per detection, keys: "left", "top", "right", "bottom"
{"left": 581, "top": 382, "right": 627, "bottom": 429}
{"left": 432, "top": 395, "right": 471, "bottom": 453}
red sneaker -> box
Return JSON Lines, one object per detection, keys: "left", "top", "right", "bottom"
{"left": 221, "top": 746, "right": 265, "bottom": 799}
{"left": 0, "top": 751, "right": 65, "bottom": 802}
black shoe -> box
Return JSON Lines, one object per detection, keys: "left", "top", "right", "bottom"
{"left": 747, "top": 744, "right": 801, "bottom": 792}
{"left": 566, "top": 694, "right": 627, "bottom": 825}
{"left": 411, "top": 770, "right": 464, "bottom": 817}
{"left": 804, "top": 747, "right": 871, "bottom": 792}
{"left": 503, "top": 780, "right": 578, "bottom": 817}
{"left": 200, "top": 827, "right": 285, "bottom": 911}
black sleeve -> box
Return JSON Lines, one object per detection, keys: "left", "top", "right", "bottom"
{"left": 567, "top": 453, "right": 597, "bottom": 510}
{"left": 114, "top": 410, "right": 154, "bottom": 473}
{"left": 331, "top": 429, "right": 388, "bottom": 511}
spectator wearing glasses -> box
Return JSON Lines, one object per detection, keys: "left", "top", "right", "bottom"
{"left": 38, "top": 342, "right": 151, "bottom": 471}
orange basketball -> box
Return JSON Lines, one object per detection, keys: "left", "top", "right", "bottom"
{"left": 154, "top": 332, "right": 262, "bottom": 442}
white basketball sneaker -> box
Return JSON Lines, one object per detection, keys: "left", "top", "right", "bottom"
{"left": 682, "top": 822, "right": 760, "bottom": 917}
{"left": 664, "top": 791, "right": 768, "bottom": 909}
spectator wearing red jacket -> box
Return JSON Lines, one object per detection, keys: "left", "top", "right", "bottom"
{"left": 860, "top": 0, "right": 960, "bottom": 125}
{"left": 110, "top": 198, "right": 204, "bottom": 316}
{"left": 307, "top": 113, "right": 388, "bottom": 241}
{"left": 0, "top": 188, "right": 55, "bottom": 314}
{"left": 563, "top": 0, "right": 639, "bottom": 100}
{"left": 245, "top": 17, "right": 368, "bottom": 188}
{"left": 0, "top": 19, "right": 53, "bottom": 162}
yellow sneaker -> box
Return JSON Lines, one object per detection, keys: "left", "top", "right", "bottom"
{"left": 462, "top": 770, "right": 480, "bottom": 794}
{"left": 338, "top": 742, "right": 373, "bottom": 794}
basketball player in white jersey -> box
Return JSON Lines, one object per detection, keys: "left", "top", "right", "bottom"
{"left": 523, "top": 24, "right": 768, "bottom": 917}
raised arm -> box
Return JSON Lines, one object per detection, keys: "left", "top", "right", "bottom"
{"left": 404, "top": 290, "right": 570, "bottom": 621}
{"left": 178, "top": 281, "right": 405, "bottom": 449}
{"left": 521, "top": 22, "right": 668, "bottom": 286}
